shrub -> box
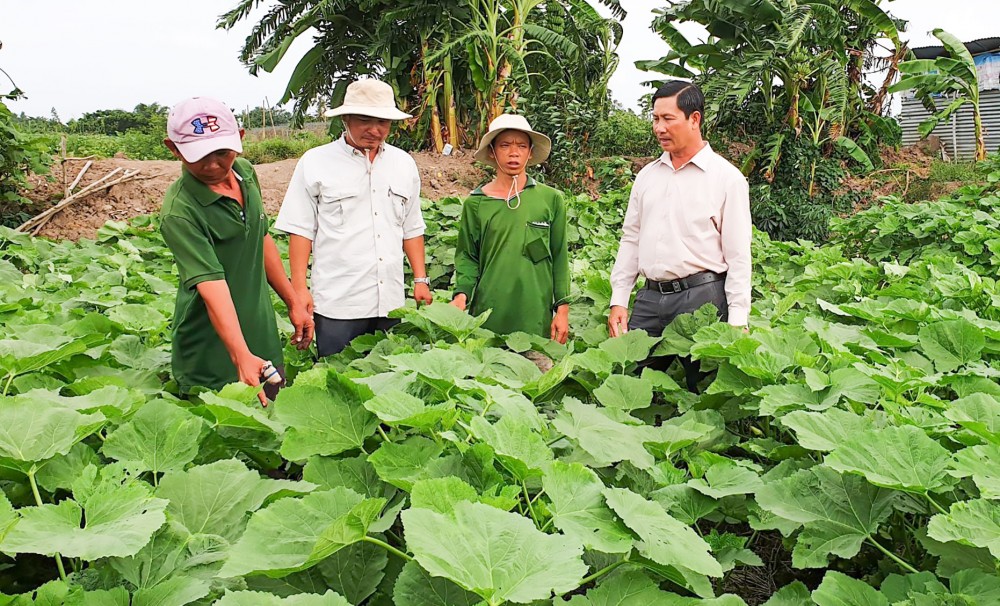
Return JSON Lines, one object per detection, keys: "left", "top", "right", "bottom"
{"left": 0, "top": 99, "right": 53, "bottom": 226}
{"left": 592, "top": 110, "right": 656, "bottom": 157}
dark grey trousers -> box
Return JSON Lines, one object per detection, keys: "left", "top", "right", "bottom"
{"left": 314, "top": 314, "right": 400, "bottom": 358}
{"left": 628, "top": 279, "right": 728, "bottom": 392}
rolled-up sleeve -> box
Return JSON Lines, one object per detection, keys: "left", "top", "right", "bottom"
{"left": 609, "top": 185, "right": 642, "bottom": 308}
{"left": 274, "top": 158, "right": 319, "bottom": 240}
{"left": 402, "top": 169, "right": 426, "bottom": 239}
{"left": 161, "top": 216, "right": 225, "bottom": 291}
{"left": 721, "top": 174, "right": 752, "bottom": 326}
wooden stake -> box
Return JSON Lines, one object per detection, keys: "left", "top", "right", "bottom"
{"left": 66, "top": 161, "right": 93, "bottom": 194}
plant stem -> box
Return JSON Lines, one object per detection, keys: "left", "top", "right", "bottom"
{"left": 363, "top": 536, "right": 413, "bottom": 562}
{"left": 28, "top": 470, "right": 68, "bottom": 581}
{"left": 866, "top": 537, "right": 919, "bottom": 574}
{"left": 377, "top": 425, "right": 391, "bottom": 443}
{"left": 925, "top": 493, "right": 948, "bottom": 515}
{"left": 578, "top": 559, "right": 627, "bottom": 587}
{"left": 522, "top": 480, "right": 540, "bottom": 528}
{"left": 2, "top": 373, "right": 14, "bottom": 397}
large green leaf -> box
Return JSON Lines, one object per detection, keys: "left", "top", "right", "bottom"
{"left": 218, "top": 487, "right": 385, "bottom": 578}
{"left": 275, "top": 373, "right": 379, "bottom": 461}
{"left": 951, "top": 444, "right": 1000, "bottom": 498}
{"left": 317, "top": 540, "right": 387, "bottom": 604}
{"left": 553, "top": 398, "right": 657, "bottom": 469}
{"left": 1, "top": 467, "right": 167, "bottom": 560}
{"left": 0, "top": 397, "right": 104, "bottom": 464}
{"left": 132, "top": 576, "right": 211, "bottom": 606}
{"left": 943, "top": 393, "right": 1000, "bottom": 444}
{"left": 469, "top": 415, "right": 552, "bottom": 480}
{"left": 755, "top": 466, "right": 896, "bottom": 568}
{"left": 402, "top": 501, "right": 587, "bottom": 604}
{"left": 156, "top": 458, "right": 315, "bottom": 540}
{"left": 392, "top": 560, "right": 480, "bottom": 606}
{"left": 927, "top": 499, "right": 1000, "bottom": 558}
{"left": 599, "top": 330, "right": 661, "bottom": 367}
{"left": 564, "top": 570, "right": 694, "bottom": 606}
{"left": 593, "top": 375, "right": 654, "bottom": 411}
{"left": 918, "top": 319, "right": 985, "bottom": 372}
{"left": 603, "top": 487, "right": 723, "bottom": 577}
{"left": 780, "top": 409, "right": 870, "bottom": 452}
{"left": 812, "top": 571, "right": 889, "bottom": 606}
{"left": 303, "top": 454, "right": 394, "bottom": 499}
{"left": 363, "top": 390, "right": 454, "bottom": 428}
{"left": 542, "top": 461, "right": 633, "bottom": 554}
{"left": 195, "top": 388, "right": 286, "bottom": 434}
{"left": 368, "top": 437, "right": 443, "bottom": 491}
{"left": 825, "top": 425, "right": 952, "bottom": 493}
{"left": 102, "top": 399, "right": 203, "bottom": 475}
{"left": 687, "top": 461, "right": 762, "bottom": 499}
{"left": 214, "top": 590, "right": 351, "bottom": 605}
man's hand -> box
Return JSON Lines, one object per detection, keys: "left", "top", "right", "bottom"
{"left": 234, "top": 352, "right": 269, "bottom": 406}
{"left": 450, "top": 293, "right": 467, "bottom": 311}
{"left": 550, "top": 305, "right": 570, "bottom": 344}
{"left": 288, "top": 286, "right": 314, "bottom": 350}
{"left": 608, "top": 305, "right": 630, "bottom": 337}
{"left": 414, "top": 282, "right": 433, "bottom": 307}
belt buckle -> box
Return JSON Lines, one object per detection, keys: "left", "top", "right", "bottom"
{"left": 669, "top": 280, "right": 683, "bottom": 293}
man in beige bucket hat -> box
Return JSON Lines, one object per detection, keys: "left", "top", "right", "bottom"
{"left": 451, "top": 114, "right": 571, "bottom": 342}
{"left": 275, "top": 79, "right": 432, "bottom": 356}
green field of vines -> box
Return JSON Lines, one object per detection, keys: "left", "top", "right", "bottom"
{"left": 0, "top": 157, "right": 999, "bottom": 605}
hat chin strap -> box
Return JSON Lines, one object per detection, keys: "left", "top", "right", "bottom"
{"left": 491, "top": 143, "right": 531, "bottom": 211}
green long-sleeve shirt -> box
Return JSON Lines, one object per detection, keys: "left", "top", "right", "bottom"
{"left": 453, "top": 178, "right": 571, "bottom": 337}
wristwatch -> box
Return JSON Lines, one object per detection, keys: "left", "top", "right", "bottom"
{"left": 413, "top": 277, "right": 431, "bottom": 285}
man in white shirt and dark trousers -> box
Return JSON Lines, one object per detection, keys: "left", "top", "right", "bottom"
{"left": 275, "top": 79, "right": 433, "bottom": 357}
{"left": 608, "top": 80, "right": 751, "bottom": 391}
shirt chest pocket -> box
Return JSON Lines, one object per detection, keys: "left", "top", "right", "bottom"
{"left": 319, "top": 186, "right": 357, "bottom": 228}
{"left": 388, "top": 184, "right": 409, "bottom": 226}
{"left": 523, "top": 222, "right": 551, "bottom": 264}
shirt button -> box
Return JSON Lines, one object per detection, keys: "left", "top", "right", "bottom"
{"left": 379, "top": 257, "right": 383, "bottom": 261}
{"left": 374, "top": 212, "right": 378, "bottom": 216}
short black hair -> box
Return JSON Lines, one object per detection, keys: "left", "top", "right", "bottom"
{"left": 651, "top": 80, "right": 704, "bottom": 120}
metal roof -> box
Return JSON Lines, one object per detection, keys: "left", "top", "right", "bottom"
{"left": 912, "top": 37, "right": 1000, "bottom": 59}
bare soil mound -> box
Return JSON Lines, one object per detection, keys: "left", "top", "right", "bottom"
{"left": 24, "top": 150, "right": 486, "bottom": 241}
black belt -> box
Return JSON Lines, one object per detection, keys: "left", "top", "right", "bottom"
{"left": 646, "top": 271, "right": 726, "bottom": 294}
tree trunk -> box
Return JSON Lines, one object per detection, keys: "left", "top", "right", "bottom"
{"left": 974, "top": 103, "right": 987, "bottom": 161}
{"left": 442, "top": 42, "right": 458, "bottom": 148}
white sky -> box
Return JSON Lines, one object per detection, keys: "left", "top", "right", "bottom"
{"left": 2, "top": 1, "right": 999, "bottom": 120}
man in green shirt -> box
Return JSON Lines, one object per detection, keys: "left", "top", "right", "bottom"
{"left": 451, "top": 115, "right": 571, "bottom": 342}
{"left": 160, "top": 97, "right": 310, "bottom": 405}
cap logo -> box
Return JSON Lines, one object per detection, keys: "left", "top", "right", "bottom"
{"left": 191, "top": 116, "right": 220, "bottom": 135}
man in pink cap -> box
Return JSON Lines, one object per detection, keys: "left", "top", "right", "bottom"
{"left": 160, "top": 97, "right": 311, "bottom": 405}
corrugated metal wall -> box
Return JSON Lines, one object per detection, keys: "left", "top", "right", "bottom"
{"left": 899, "top": 90, "right": 1000, "bottom": 160}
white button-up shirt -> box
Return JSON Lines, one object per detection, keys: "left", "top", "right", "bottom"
{"left": 610, "top": 143, "right": 752, "bottom": 326}
{"left": 275, "top": 136, "right": 425, "bottom": 319}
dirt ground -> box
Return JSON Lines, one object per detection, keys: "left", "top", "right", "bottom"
{"left": 22, "top": 149, "right": 486, "bottom": 241}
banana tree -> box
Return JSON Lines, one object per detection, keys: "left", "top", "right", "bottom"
{"left": 888, "top": 29, "right": 986, "bottom": 161}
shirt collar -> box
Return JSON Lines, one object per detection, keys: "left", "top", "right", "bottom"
{"left": 471, "top": 175, "right": 537, "bottom": 196}
{"left": 337, "top": 134, "right": 385, "bottom": 159}
{"left": 179, "top": 160, "right": 248, "bottom": 207}
{"left": 658, "top": 142, "right": 714, "bottom": 172}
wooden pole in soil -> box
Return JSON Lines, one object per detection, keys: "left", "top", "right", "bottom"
{"left": 66, "top": 160, "right": 93, "bottom": 194}
{"left": 60, "top": 135, "right": 68, "bottom": 198}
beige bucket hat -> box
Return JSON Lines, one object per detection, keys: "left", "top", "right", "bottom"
{"left": 474, "top": 114, "right": 552, "bottom": 167}
{"left": 323, "top": 79, "right": 412, "bottom": 120}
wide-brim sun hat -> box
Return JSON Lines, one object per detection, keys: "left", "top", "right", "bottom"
{"left": 474, "top": 114, "right": 552, "bottom": 168}
{"left": 323, "top": 79, "right": 412, "bottom": 120}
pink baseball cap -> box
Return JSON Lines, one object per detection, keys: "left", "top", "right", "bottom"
{"left": 167, "top": 97, "right": 243, "bottom": 162}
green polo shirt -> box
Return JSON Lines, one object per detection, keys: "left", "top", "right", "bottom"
{"left": 160, "top": 157, "right": 283, "bottom": 394}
